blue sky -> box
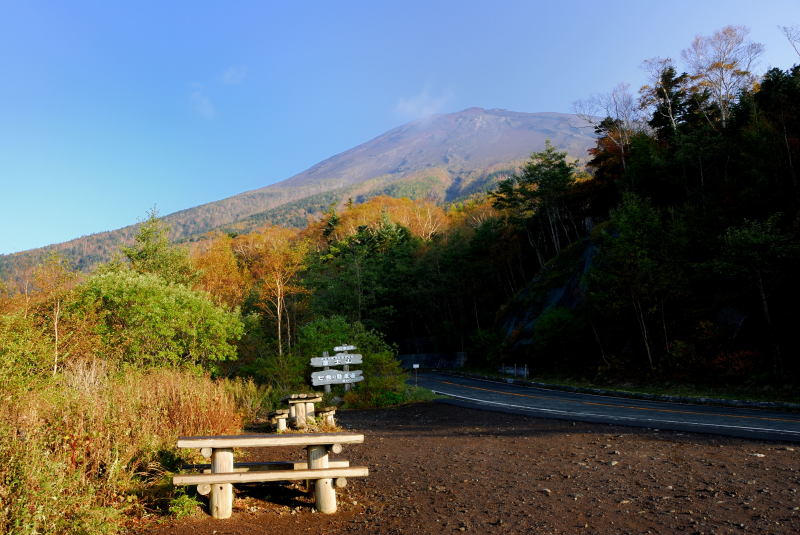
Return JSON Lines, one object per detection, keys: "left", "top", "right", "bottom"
{"left": 1, "top": 0, "right": 799, "bottom": 254}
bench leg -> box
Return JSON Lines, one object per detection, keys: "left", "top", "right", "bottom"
{"left": 210, "top": 448, "right": 234, "bottom": 519}
{"left": 307, "top": 445, "right": 336, "bottom": 513}
{"left": 295, "top": 402, "right": 307, "bottom": 428}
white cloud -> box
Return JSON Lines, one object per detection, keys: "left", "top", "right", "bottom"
{"left": 190, "top": 86, "right": 215, "bottom": 118}
{"left": 394, "top": 86, "right": 453, "bottom": 121}
{"left": 222, "top": 65, "right": 247, "bottom": 85}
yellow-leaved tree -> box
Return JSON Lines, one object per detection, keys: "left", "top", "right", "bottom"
{"left": 235, "top": 226, "right": 309, "bottom": 356}
{"left": 192, "top": 232, "right": 250, "bottom": 309}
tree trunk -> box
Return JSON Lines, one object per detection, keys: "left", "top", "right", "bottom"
{"left": 52, "top": 299, "right": 61, "bottom": 375}
{"left": 756, "top": 270, "right": 782, "bottom": 375}
{"left": 589, "top": 318, "right": 609, "bottom": 367}
{"left": 276, "top": 282, "right": 284, "bottom": 357}
{"left": 353, "top": 258, "right": 363, "bottom": 322}
{"left": 660, "top": 300, "right": 670, "bottom": 352}
{"left": 631, "top": 292, "right": 653, "bottom": 369}
{"left": 783, "top": 121, "right": 798, "bottom": 200}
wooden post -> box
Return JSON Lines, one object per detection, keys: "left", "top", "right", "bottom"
{"left": 210, "top": 448, "right": 234, "bottom": 519}
{"left": 276, "top": 416, "right": 287, "bottom": 432}
{"left": 295, "top": 401, "right": 307, "bottom": 428}
{"left": 305, "top": 401, "right": 316, "bottom": 420}
{"left": 343, "top": 364, "right": 351, "bottom": 392}
{"left": 323, "top": 351, "right": 331, "bottom": 393}
{"left": 307, "top": 445, "right": 336, "bottom": 513}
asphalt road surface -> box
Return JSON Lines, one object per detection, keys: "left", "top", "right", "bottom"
{"left": 414, "top": 371, "right": 800, "bottom": 442}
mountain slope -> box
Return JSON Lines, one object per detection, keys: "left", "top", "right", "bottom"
{"left": 0, "top": 108, "right": 596, "bottom": 274}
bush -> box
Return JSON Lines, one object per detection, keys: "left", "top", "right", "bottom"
{"left": 75, "top": 270, "right": 243, "bottom": 369}
{"left": 284, "top": 316, "right": 409, "bottom": 408}
{"left": 293, "top": 315, "right": 395, "bottom": 357}
{"left": 0, "top": 313, "right": 51, "bottom": 381}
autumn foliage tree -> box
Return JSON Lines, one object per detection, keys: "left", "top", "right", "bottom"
{"left": 192, "top": 233, "right": 249, "bottom": 308}
{"left": 235, "top": 226, "right": 309, "bottom": 356}
{"left": 682, "top": 25, "right": 764, "bottom": 128}
{"left": 30, "top": 255, "right": 79, "bottom": 375}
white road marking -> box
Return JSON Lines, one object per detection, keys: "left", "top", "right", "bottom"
{"left": 432, "top": 390, "right": 800, "bottom": 437}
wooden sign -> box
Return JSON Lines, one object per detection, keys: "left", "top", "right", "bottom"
{"left": 333, "top": 345, "right": 357, "bottom": 352}
{"left": 311, "top": 369, "right": 364, "bottom": 386}
{"left": 310, "top": 353, "right": 363, "bottom": 367}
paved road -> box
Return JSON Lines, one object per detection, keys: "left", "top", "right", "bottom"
{"left": 414, "top": 371, "right": 800, "bottom": 442}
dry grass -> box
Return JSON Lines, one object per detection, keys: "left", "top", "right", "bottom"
{"left": 0, "top": 368, "right": 245, "bottom": 535}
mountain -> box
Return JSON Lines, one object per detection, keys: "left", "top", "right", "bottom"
{"left": 0, "top": 108, "right": 597, "bottom": 274}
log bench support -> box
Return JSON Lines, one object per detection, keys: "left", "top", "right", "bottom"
{"left": 173, "top": 466, "right": 368, "bottom": 517}
{"left": 318, "top": 406, "right": 337, "bottom": 427}
{"left": 173, "top": 433, "right": 367, "bottom": 519}
{"left": 269, "top": 409, "right": 290, "bottom": 432}
{"left": 210, "top": 448, "right": 233, "bottom": 519}
{"left": 307, "top": 445, "right": 334, "bottom": 513}
{"left": 283, "top": 395, "right": 323, "bottom": 429}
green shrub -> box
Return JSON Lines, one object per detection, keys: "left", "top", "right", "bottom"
{"left": 167, "top": 490, "right": 202, "bottom": 519}
{"left": 75, "top": 270, "right": 243, "bottom": 369}
{"left": 293, "top": 315, "right": 395, "bottom": 357}
{"left": 0, "top": 313, "right": 51, "bottom": 382}
{"left": 292, "top": 316, "right": 409, "bottom": 408}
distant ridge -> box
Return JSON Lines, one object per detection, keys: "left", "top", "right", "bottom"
{"left": 0, "top": 108, "right": 596, "bottom": 274}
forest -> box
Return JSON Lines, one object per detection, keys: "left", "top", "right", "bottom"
{"left": 1, "top": 25, "right": 799, "bottom": 533}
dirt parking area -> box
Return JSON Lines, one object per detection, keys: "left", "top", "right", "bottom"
{"left": 135, "top": 401, "right": 800, "bottom": 535}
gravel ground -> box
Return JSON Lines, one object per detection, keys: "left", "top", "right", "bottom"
{"left": 134, "top": 401, "right": 800, "bottom": 535}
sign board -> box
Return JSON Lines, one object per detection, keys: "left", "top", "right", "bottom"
{"left": 310, "top": 354, "right": 363, "bottom": 367}
{"left": 412, "top": 364, "right": 420, "bottom": 369}
{"left": 311, "top": 369, "right": 364, "bottom": 386}
{"left": 333, "top": 345, "right": 357, "bottom": 352}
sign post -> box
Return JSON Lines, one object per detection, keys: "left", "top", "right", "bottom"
{"left": 310, "top": 344, "right": 363, "bottom": 390}
{"left": 322, "top": 351, "right": 330, "bottom": 393}
{"left": 412, "top": 363, "right": 419, "bottom": 386}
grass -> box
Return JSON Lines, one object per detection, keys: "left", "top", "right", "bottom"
{"left": 0, "top": 366, "right": 250, "bottom": 535}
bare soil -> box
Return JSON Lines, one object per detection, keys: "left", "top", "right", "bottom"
{"left": 133, "top": 401, "right": 800, "bottom": 535}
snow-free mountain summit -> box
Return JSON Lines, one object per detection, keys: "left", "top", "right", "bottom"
{"left": 0, "top": 108, "right": 597, "bottom": 273}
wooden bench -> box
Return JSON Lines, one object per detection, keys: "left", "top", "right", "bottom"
{"left": 281, "top": 394, "right": 324, "bottom": 428}
{"left": 173, "top": 433, "right": 368, "bottom": 518}
{"left": 268, "top": 409, "right": 290, "bottom": 431}
{"left": 317, "top": 406, "right": 337, "bottom": 427}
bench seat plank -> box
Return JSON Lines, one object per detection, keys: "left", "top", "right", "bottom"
{"left": 177, "top": 433, "right": 363, "bottom": 449}
{"left": 173, "top": 466, "right": 368, "bottom": 486}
